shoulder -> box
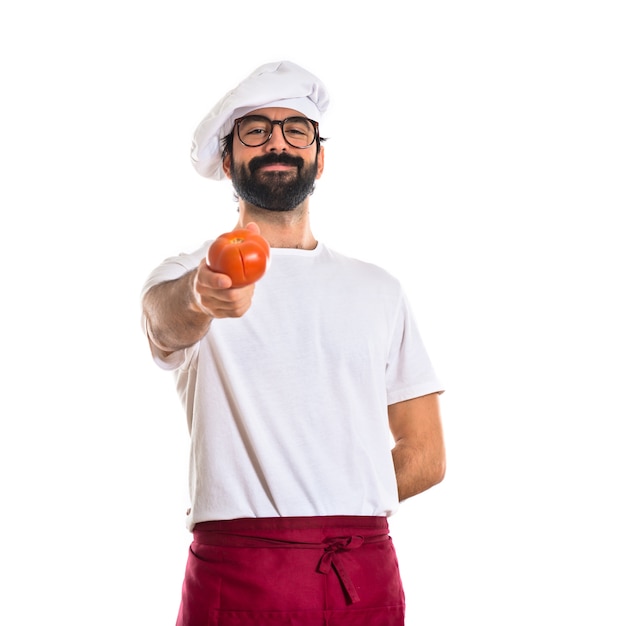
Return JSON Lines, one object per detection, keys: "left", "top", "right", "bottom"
{"left": 320, "top": 244, "right": 402, "bottom": 289}
{"left": 141, "top": 241, "right": 211, "bottom": 296}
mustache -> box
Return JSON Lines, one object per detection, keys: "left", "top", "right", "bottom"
{"left": 248, "top": 153, "right": 305, "bottom": 173}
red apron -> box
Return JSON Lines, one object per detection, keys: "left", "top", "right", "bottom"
{"left": 176, "top": 515, "right": 406, "bottom": 625}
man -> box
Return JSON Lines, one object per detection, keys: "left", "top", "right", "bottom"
{"left": 141, "top": 60, "right": 445, "bottom": 626}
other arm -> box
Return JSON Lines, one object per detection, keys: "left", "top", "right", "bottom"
{"left": 389, "top": 392, "right": 446, "bottom": 501}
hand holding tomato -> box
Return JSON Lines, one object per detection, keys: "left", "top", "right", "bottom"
{"left": 207, "top": 227, "right": 270, "bottom": 288}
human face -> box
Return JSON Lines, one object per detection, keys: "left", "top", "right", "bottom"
{"left": 223, "top": 107, "right": 324, "bottom": 211}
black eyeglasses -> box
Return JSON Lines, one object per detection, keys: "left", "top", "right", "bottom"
{"left": 234, "top": 115, "right": 319, "bottom": 149}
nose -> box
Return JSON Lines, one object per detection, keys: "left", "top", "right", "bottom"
{"left": 265, "top": 120, "right": 289, "bottom": 151}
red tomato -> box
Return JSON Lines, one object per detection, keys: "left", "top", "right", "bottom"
{"left": 207, "top": 229, "right": 270, "bottom": 287}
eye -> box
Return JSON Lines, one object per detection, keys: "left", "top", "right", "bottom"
{"left": 243, "top": 125, "right": 268, "bottom": 137}
{"left": 239, "top": 117, "right": 271, "bottom": 137}
{"left": 283, "top": 119, "right": 310, "bottom": 136}
{"left": 284, "top": 126, "right": 307, "bottom": 137}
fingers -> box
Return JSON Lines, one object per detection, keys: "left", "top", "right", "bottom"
{"left": 203, "top": 265, "right": 232, "bottom": 290}
{"left": 193, "top": 261, "right": 255, "bottom": 319}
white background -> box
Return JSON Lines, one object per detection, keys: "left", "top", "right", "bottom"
{"left": 1, "top": 1, "right": 625, "bottom": 624}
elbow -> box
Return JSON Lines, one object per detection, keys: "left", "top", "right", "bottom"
{"left": 431, "top": 435, "right": 447, "bottom": 486}
{"left": 421, "top": 457, "right": 446, "bottom": 493}
{"left": 422, "top": 453, "right": 446, "bottom": 494}
{"left": 433, "top": 457, "right": 446, "bottom": 487}
{"left": 432, "top": 444, "right": 447, "bottom": 486}
{"left": 395, "top": 449, "right": 447, "bottom": 501}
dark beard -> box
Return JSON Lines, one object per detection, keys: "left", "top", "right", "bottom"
{"left": 230, "top": 152, "right": 318, "bottom": 211}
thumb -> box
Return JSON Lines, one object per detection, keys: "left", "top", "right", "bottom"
{"left": 244, "top": 221, "right": 261, "bottom": 235}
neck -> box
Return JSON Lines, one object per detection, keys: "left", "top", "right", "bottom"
{"left": 236, "top": 202, "right": 317, "bottom": 250}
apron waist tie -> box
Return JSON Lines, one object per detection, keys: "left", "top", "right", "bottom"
{"left": 192, "top": 528, "right": 389, "bottom": 606}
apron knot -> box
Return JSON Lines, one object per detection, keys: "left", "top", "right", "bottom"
{"left": 317, "top": 535, "right": 365, "bottom": 604}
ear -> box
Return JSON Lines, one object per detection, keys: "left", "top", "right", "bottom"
{"left": 222, "top": 154, "right": 233, "bottom": 180}
{"left": 315, "top": 145, "right": 325, "bottom": 179}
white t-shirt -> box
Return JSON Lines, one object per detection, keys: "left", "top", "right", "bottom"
{"left": 142, "top": 242, "right": 443, "bottom": 529}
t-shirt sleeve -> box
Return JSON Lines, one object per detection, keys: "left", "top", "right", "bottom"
{"left": 139, "top": 242, "right": 210, "bottom": 370}
{"left": 385, "top": 290, "right": 444, "bottom": 405}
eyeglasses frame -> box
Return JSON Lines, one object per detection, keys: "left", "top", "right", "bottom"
{"left": 233, "top": 115, "right": 320, "bottom": 149}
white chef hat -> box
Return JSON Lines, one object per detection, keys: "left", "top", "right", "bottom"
{"left": 190, "top": 60, "right": 330, "bottom": 180}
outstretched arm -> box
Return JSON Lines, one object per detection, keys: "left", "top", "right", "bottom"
{"left": 142, "top": 223, "right": 261, "bottom": 358}
{"left": 389, "top": 393, "right": 446, "bottom": 501}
